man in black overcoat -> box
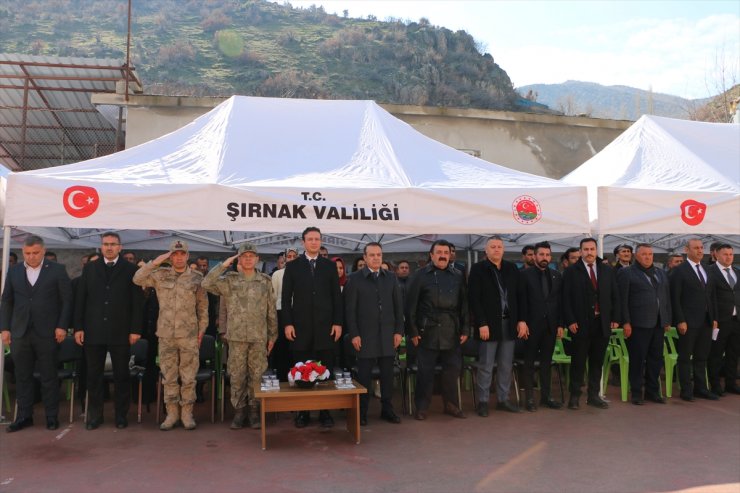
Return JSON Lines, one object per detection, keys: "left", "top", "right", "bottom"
{"left": 344, "top": 242, "right": 403, "bottom": 425}
{"left": 282, "top": 227, "right": 343, "bottom": 428}
{"left": 74, "top": 232, "right": 144, "bottom": 429}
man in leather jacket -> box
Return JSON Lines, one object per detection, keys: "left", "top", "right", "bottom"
{"left": 406, "top": 239, "right": 469, "bottom": 420}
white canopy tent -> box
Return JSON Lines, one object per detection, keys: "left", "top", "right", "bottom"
{"left": 562, "top": 115, "right": 740, "bottom": 241}
{"left": 4, "top": 96, "right": 589, "bottom": 240}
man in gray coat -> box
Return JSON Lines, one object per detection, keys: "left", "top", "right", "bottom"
{"left": 617, "top": 243, "right": 671, "bottom": 405}
{"left": 344, "top": 242, "right": 404, "bottom": 426}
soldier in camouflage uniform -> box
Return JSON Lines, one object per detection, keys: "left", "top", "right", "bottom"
{"left": 133, "top": 240, "right": 208, "bottom": 431}
{"left": 202, "top": 242, "right": 277, "bottom": 430}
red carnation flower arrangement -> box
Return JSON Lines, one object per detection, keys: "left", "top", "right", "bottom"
{"left": 288, "top": 360, "right": 330, "bottom": 387}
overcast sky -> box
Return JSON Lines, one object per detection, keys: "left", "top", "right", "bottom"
{"left": 288, "top": 0, "right": 740, "bottom": 99}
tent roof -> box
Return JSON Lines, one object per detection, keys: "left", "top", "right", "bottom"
{"left": 562, "top": 115, "right": 740, "bottom": 234}
{"left": 563, "top": 115, "right": 739, "bottom": 193}
{"left": 20, "top": 96, "right": 571, "bottom": 189}
{"left": 6, "top": 96, "right": 589, "bottom": 235}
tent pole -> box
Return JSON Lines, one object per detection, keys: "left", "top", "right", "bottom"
{"left": 0, "top": 225, "right": 10, "bottom": 422}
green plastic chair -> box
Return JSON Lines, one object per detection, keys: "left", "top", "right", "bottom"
{"left": 552, "top": 336, "right": 571, "bottom": 391}
{"left": 601, "top": 328, "right": 629, "bottom": 402}
{"left": 663, "top": 327, "right": 679, "bottom": 398}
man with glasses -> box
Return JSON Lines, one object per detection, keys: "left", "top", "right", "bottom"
{"left": 74, "top": 232, "right": 145, "bottom": 430}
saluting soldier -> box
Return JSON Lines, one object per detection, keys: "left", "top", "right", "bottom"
{"left": 133, "top": 240, "right": 208, "bottom": 430}
{"left": 202, "top": 243, "right": 277, "bottom": 430}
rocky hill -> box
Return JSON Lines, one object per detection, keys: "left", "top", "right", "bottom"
{"left": 0, "top": 0, "right": 519, "bottom": 110}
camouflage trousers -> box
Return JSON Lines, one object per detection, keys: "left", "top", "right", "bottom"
{"left": 159, "top": 336, "right": 199, "bottom": 405}
{"left": 228, "top": 341, "right": 267, "bottom": 410}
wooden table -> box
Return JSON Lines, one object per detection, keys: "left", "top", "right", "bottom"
{"left": 254, "top": 381, "right": 366, "bottom": 450}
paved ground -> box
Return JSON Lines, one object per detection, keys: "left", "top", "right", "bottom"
{"left": 1, "top": 383, "right": 739, "bottom": 493}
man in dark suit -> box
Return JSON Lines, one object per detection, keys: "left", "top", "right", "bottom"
{"left": 707, "top": 244, "right": 740, "bottom": 395}
{"left": 562, "top": 237, "right": 620, "bottom": 410}
{"left": 74, "top": 232, "right": 145, "bottom": 429}
{"left": 1, "top": 235, "right": 72, "bottom": 432}
{"left": 282, "top": 226, "right": 343, "bottom": 428}
{"left": 344, "top": 242, "right": 403, "bottom": 426}
{"left": 517, "top": 241, "right": 564, "bottom": 412}
{"left": 469, "top": 236, "right": 521, "bottom": 416}
{"left": 669, "top": 238, "right": 718, "bottom": 401}
{"left": 617, "top": 243, "right": 671, "bottom": 405}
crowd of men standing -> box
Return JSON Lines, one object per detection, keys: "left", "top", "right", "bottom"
{"left": 1, "top": 230, "right": 738, "bottom": 434}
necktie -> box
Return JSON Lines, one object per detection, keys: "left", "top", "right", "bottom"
{"left": 309, "top": 258, "right": 316, "bottom": 275}
{"left": 695, "top": 264, "right": 706, "bottom": 287}
{"left": 373, "top": 271, "right": 379, "bottom": 281}
{"left": 588, "top": 264, "right": 600, "bottom": 314}
{"left": 725, "top": 268, "right": 736, "bottom": 288}
{"left": 106, "top": 261, "right": 114, "bottom": 268}
{"left": 540, "top": 269, "right": 550, "bottom": 298}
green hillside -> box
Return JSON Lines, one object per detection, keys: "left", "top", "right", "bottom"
{"left": 0, "top": 0, "right": 519, "bottom": 109}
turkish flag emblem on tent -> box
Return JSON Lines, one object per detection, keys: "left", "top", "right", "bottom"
{"left": 680, "top": 199, "right": 706, "bottom": 226}
{"left": 63, "top": 186, "right": 99, "bottom": 218}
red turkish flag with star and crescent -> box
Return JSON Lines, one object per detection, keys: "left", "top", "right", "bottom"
{"left": 679, "top": 199, "right": 706, "bottom": 226}
{"left": 63, "top": 186, "right": 100, "bottom": 218}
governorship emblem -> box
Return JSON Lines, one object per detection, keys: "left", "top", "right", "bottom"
{"left": 512, "top": 195, "right": 542, "bottom": 225}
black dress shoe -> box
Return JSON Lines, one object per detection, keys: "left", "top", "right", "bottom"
{"left": 525, "top": 399, "right": 537, "bottom": 412}
{"left": 380, "top": 410, "right": 401, "bottom": 424}
{"left": 414, "top": 410, "right": 427, "bottom": 421}
{"left": 443, "top": 402, "right": 466, "bottom": 418}
{"left": 294, "top": 412, "right": 309, "bottom": 428}
{"left": 360, "top": 415, "right": 368, "bottom": 426}
{"left": 645, "top": 394, "right": 666, "bottom": 404}
{"left": 725, "top": 385, "right": 740, "bottom": 395}
{"left": 711, "top": 387, "right": 725, "bottom": 397}
{"left": 541, "top": 398, "right": 563, "bottom": 409}
{"left": 46, "top": 417, "right": 59, "bottom": 430}
{"left": 86, "top": 418, "right": 103, "bottom": 430}
{"left": 319, "top": 410, "right": 334, "bottom": 428}
{"left": 680, "top": 392, "right": 695, "bottom": 402}
{"left": 495, "top": 400, "right": 521, "bottom": 413}
{"left": 694, "top": 389, "right": 719, "bottom": 400}
{"left": 587, "top": 396, "right": 609, "bottom": 409}
{"left": 115, "top": 417, "right": 128, "bottom": 429}
{"left": 567, "top": 396, "right": 580, "bottom": 410}
{"left": 631, "top": 396, "right": 645, "bottom": 405}
{"left": 6, "top": 417, "right": 33, "bottom": 433}
{"left": 476, "top": 402, "right": 489, "bottom": 417}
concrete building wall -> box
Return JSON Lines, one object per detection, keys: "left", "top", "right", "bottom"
{"left": 94, "top": 94, "right": 631, "bottom": 179}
